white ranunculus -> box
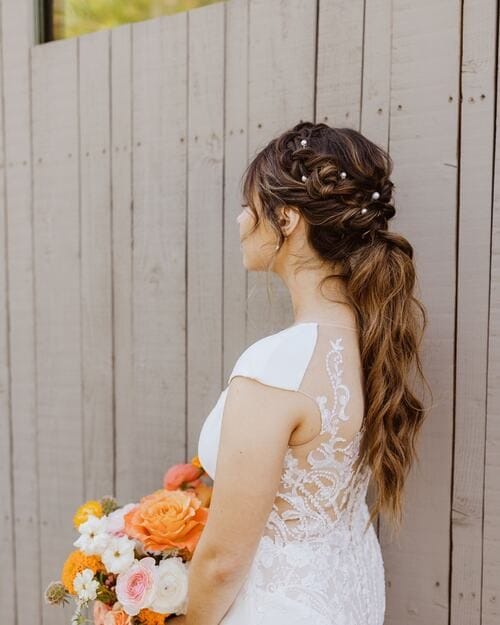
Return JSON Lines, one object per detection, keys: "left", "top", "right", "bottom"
{"left": 73, "top": 568, "right": 99, "bottom": 602}
{"left": 106, "top": 502, "right": 138, "bottom": 536}
{"left": 73, "top": 514, "right": 110, "bottom": 556}
{"left": 149, "top": 557, "right": 189, "bottom": 615}
{"left": 102, "top": 535, "right": 136, "bottom": 574}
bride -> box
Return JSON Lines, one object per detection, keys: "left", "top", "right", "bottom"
{"left": 168, "top": 121, "right": 430, "bottom": 625}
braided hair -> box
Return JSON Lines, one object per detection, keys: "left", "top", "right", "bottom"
{"left": 240, "top": 121, "right": 432, "bottom": 531}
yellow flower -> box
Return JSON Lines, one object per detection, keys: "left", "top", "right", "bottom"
{"left": 191, "top": 455, "right": 203, "bottom": 470}
{"left": 73, "top": 500, "right": 104, "bottom": 528}
{"left": 136, "top": 608, "right": 168, "bottom": 625}
{"left": 61, "top": 550, "right": 105, "bottom": 595}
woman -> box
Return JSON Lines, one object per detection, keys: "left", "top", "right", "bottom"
{"left": 170, "top": 121, "right": 430, "bottom": 625}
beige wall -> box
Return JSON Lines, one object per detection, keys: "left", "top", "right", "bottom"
{"left": 0, "top": 1, "right": 498, "bottom": 624}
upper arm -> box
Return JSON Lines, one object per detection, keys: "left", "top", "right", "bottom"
{"left": 194, "top": 375, "right": 302, "bottom": 573}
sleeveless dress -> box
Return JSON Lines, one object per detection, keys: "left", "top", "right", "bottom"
{"left": 197, "top": 321, "right": 386, "bottom": 625}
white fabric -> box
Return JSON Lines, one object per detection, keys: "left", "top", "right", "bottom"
{"left": 197, "top": 322, "right": 386, "bottom": 625}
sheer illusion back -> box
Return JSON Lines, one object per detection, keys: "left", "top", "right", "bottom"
{"left": 197, "top": 321, "right": 385, "bottom": 625}
{"left": 228, "top": 322, "right": 369, "bottom": 545}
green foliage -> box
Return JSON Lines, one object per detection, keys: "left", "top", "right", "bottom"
{"left": 55, "top": 0, "right": 224, "bottom": 39}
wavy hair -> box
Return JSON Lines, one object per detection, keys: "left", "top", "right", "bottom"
{"left": 240, "top": 121, "right": 432, "bottom": 531}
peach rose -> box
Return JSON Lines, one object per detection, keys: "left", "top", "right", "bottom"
{"left": 163, "top": 463, "right": 203, "bottom": 490}
{"left": 104, "top": 602, "right": 132, "bottom": 625}
{"left": 124, "top": 489, "right": 208, "bottom": 554}
{"left": 93, "top": 599, "right": 112, "bottom": 625}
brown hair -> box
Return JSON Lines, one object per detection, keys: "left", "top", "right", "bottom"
{"left": 240, "top": 121, "right": 432, "bottom": 531}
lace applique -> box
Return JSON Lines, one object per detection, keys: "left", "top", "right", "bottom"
{"left": 261, "top": 336, "right": 367, "bottom": 545}
{"left": 233, "top": 335, "right": 386, "bottom": 625}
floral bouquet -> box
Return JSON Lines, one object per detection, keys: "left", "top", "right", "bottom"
{"left": 44, "top": 456, "right": 212, "bottom": 625}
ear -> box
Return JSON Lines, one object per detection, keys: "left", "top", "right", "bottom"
{"left": 277, "top": 204, "right": 301, "bottom": 237}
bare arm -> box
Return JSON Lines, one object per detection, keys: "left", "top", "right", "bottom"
{"left": 182, "top": 376, "right": 302, "bottom": 625}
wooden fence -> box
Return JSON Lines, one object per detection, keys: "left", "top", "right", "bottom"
{"left": 0, "top": 0, "right": 498, "bottom": 624}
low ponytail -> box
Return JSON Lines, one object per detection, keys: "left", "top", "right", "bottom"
{"left": 241, "top": 120, "right": 432, "bottom": 532}
{"left": 345, "top": 229, "right": 431, "bottom": 531}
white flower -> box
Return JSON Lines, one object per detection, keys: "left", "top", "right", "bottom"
{"left": 106, "top": 503, "right": 138, "bottom": 536}
{"left": 74, "top": 514, "right": 110, "bottom": 555}
{"left": 149, "top": 557, "right": 189, "bottom": 615}
{"left": 102, "top": 535, "right": 136, "bottom": 574}
{"left": 73, "top": 568, "right": 99, "bottom": 602}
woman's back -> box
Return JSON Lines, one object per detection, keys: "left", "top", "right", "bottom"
{"left": 198, "top": 321, "right": 386, "bottom": 625}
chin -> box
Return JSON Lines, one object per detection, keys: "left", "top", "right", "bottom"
{"left": 240, "top": 251, "right": 256, "bottom": 271}
{"left": 243, "top": 256, "right": 273, "bottom": 273}
{"left": 241, "top": 254, "right": 254, "bottom": 271}
{"left": 240, "top": 245, "right": 273, "bottom": 272}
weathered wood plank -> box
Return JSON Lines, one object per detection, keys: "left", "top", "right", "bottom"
{"left": 131, "top": 13, "right": 188, "bottom": 492}
{"left": 316, "top": 0, "right": 364, "bottom": 129}
{"left": 186, "top": 2, "right": 225, "bottom": 460}
{"left": 1, "top": 0, "right": 40, "bottom": 622}
{"left": 451, "top": 1, "right": 497, "bottom": 623}
{"left": 482, "top": 7, "right": 500, "bottom": 620}
{"left": 110, "top": 23, "right": 134, "bottom": 503}
{"left": 79, "top": 29, "right": 114, "bottom": 501}
{"left": 376, "top": 1, "right": 460, "bottom": 623}
{"left": 222, "top": 0, "right": 249, "bottom": 382}
{"left": 0, "top": 16, "right": 16, "bottom": 620}
{"left": 31, "top": 37, "right": 83, "bottom": 625}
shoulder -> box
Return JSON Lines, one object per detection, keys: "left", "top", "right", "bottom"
{"left": 227, "top": 322, "right": 319, "bottom": 392}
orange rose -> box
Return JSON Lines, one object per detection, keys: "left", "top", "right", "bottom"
{"left": 124, "top": 489, "right": 208, "bottom": 554}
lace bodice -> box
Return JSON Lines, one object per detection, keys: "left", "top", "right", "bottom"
{"left": 260, "top": 333, "right": 371, "bottom": 546}
{"left": 197, "top": 321, "right": 385, "bottom": 625}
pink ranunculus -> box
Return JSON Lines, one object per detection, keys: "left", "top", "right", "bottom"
{"left": 163, "top": 463, "right": 203, "bottom": 490}
{"left": 93, "top": 599, "right": 112, "bottom": 625}
{"left": 107, "top": 503, "right": 139, "bottom": 537}
{"left": 115, "top": 557, "right": 157, "bottom": 616}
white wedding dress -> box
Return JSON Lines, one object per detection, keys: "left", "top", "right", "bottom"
{"left": 197, "top": 321, "right": 386, "bottom": 625}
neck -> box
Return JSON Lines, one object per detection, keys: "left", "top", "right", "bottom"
{"left": 275, "top": 259, "right": 354, "bottom": 325}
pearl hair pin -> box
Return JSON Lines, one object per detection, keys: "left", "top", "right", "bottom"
{"left": 295, "top": 143, "right": 382, "bottom": 216}
{"left": 360, "top": 191, "right": 382, "bottom": 214}
{"left": 300, "top": 139, "right": 308, "bottom": 181}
